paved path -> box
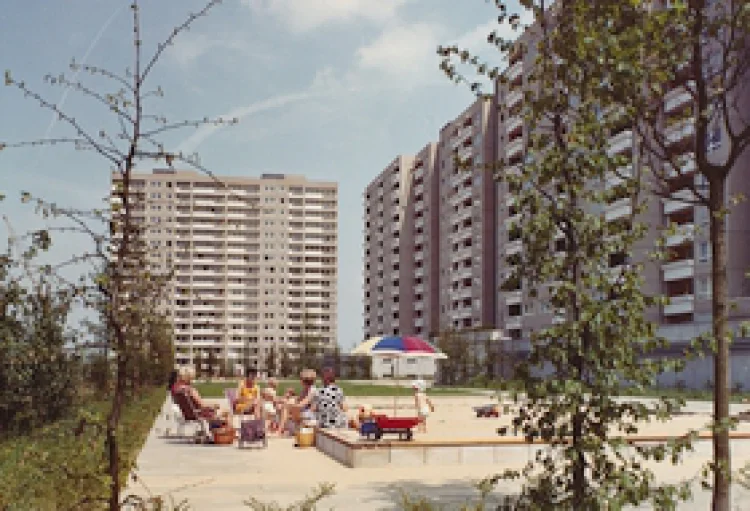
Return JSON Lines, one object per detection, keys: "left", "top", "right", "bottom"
{"left": 126, "top": 397, "right": 750, "bottom": 510}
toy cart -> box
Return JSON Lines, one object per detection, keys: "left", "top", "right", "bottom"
{"left": 360, "top": 414, "right": 420, "bottom": 441}
{"left": 473, "top": 404, "right": 500, "bottom": 418}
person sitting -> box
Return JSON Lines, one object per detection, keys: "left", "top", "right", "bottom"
{"left": 349, "top": 404, "right": 373, "bottom": 430}
{"left": 316, "top": 367, "right": 348, "bottom": 429}
{"left": 172, "top": 366, "right": 220, "bottom": 420}
{"left": 277, "top": 369, "right": 318, "bottom": 435}
{"left": 235, "top": 368, "right": 260, "bottom": 417}
{"left": 261, "top": 387, "right": 279, "bottom": 432}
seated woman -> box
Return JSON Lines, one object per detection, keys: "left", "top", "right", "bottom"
{"left": 234, "top": 368, "right": 260, "bottom": 417}
{"left": 277, "top": 369, "right": 318, "bottom": 435}
{"left": 316, "top": 367, "right": 348, "bottom": 429}
{"left": 172, "top": 366, "right": 220, "bottom": 420}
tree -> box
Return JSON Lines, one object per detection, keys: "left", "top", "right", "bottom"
{"left": 630, "top": 3, "right": 750, "bottom": 507}
{"left": 439, "top": 0, "right": 690, "bottom": 507}
{"left": 0, "top": 233, "right": 80, "bottom": 435}
{"left": 279, "top": 348, "right": 293, "bottom": 378}
{"left": 1, "top": 1, "right": 231, "bottom": 507}
{"left": 264, "top": 345, "right": 278, "bottom": 377}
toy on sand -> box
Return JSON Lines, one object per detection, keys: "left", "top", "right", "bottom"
{"left": 360, "top": 414, "right": 420, "bottom": 441}
{"left": 473, "top": 404, "right": 500, "bottom": 418}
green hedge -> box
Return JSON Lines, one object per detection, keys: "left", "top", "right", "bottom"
{"left": 0, "top": 387, "right": 165, "bottom": 510}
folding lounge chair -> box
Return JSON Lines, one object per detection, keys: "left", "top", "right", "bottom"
{"left": 225, "top": 388, "right": 238, "bottom": 413}
{"left": 172, "top": 390, "right": 211, "bottom": 443}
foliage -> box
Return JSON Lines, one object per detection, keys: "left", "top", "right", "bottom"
{"left": 0, "top": 228, "right": 80, "bottom": 437}
{"left": 630, "top": 1, "right": 750, "bottom": 506}
{"left": 265, "top": 345, "right": 278, "bottom": 376}
{"left": 0, "top": 387, "right": 164, "bottom": 510}
{"left": 398, "top": 477, "right": 504, "bottom": 510}
{"left": 243, "top": 482, "right": 335, "bottom": 511}
{"left": 2, "top": 0, "right": 234, "bottom": 507}
{"left": 439, "top": 0, "right": 695, "bottom": 507}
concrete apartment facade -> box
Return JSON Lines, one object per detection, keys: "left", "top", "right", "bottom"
{"left": 111, "top": 169, "right": 338, "bottom": 374}
{"left": 362, "top": 7, "right": 750, "bottom": 387}
{"left": 493, "top": 11, "right": 750, "bottom": 348}
{"left": 363, "top": 155, "right": 415, "bottom": 339}
{"left": 437, "top": 98, "right": 498, "bottom": 332}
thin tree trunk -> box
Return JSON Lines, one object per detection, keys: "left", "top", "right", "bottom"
{"left": 107, "top": 352, "right": 127, "bottom": 510}
{"left": 711, "top": 180, "right": 730, "bottom": 511}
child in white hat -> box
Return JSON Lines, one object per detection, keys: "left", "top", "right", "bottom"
{"left": 412, "top": 379, "right": 434, "bottom": 433}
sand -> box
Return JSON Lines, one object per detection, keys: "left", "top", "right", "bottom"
{"left": 125, "top": 395, "right": 750, "bottom": 510}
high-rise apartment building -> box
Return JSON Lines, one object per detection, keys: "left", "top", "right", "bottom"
{"left": 363, "top": 7, "right": 749, "bottom": 351}
{"left": 111, "top": 169, "right": 338, "bottom": 373}
{"left": 437, "top": 98, "right": 498, "bottom": 332}
{"left": 493, "top": 10, "right": 750, "bottom": 344}
{"left": 410, "top": 143, "right": 440, "bottom": 338}
{"left": 363, "top": 156, "right": 414, "bottom": 338}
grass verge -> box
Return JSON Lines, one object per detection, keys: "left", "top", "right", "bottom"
{"left": 0, "top": 386, "right": 165, "bottom": 510}
{"left": 195, "top": 379, "right": 482, "bottom": 398}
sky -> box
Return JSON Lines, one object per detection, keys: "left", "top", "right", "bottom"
{"left": 0, "top": 0, "right": 521, "bottom": 350}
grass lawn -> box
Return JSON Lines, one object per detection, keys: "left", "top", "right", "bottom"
{"left": 195, "top": 379, "right": 482, "bottom": 398}
{"left": 0, "top": 387, "right": 165, "bottom": 510}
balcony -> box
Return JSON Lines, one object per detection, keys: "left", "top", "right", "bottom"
{"left": 506, "top": 89, "right": 523, "bottom": 108}
{"left": 662, "top": 259, "right": 695, "bottom": 282}
{"left": 455, "top": 245, "right": 473, "bottom": 261}
{"left": 607, "top": 129, "right": 633, "bottom": 155}
{"left": 665, "top": 223, "right": 695, "bottom": 247}
{"left": 458, "top": 145, "right": 473, "bottom": 161}
{"left": 455, "top": 265, "right": 473, "bottom": 280}
{"left": 504, "top": 290, "right": 522, "bottom": 305}
{"left": 663, "top": 189, "right": 696, "bottom": 214}
{"left": 665, "top": 119, "right": 695, "bottom": 144}
{"left": 506, "top": 60, "right": 523, "bottom": 83}
{"left": 506, "top": 137, "right": 524, "bottom": 158}
{"left": 664, "top": 294, "right": 695, "bottom": 315}
{"left": 415, "top": 267, "right": 425, "bottom": 278}
{"left": 505, "top": 239, "right": 522, "bottom": 255}
{"left": 605, "top": 165, "right": 633, "bottom": 188}
{"left": 415, "top": 283, "right": 425, "bottom": 295}
{"left": 451, "top": 186, "right": 473, "bottom": 205}
{"left": 505, "top": 115, "right": 523, "bottom": 135}
{"left": 664, "top": 81, "right": 694, "bottom": 113}
{"left": 415, "top": 317, "right": 425, "bottom": 328}
{"left": 605, "top": 197, "right": 632, "bottom": 222}
{"left": 414, "top": 183, "right": 425, "bottom": 196}
{"left": 415, "top": 216, "right": 425, "bottom": 230}
{"left": 506, "top": 315, "right": 522, "bottom": 330}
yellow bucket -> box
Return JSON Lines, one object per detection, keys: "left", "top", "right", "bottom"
{"left": 296, "top": 427, "right": 315, "bottom": 448}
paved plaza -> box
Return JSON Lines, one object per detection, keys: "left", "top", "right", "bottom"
{"left": 126, "top": 395, "right": 750, "bottom": 510}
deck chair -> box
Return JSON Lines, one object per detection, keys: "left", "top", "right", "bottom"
{"left": 172, "top": 390, "right": 211, "bottom": 443}
{"left": 225, "top": 388, "right": 238, "bottom": 413}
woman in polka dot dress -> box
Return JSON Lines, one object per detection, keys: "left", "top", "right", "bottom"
{"left": 315, "top": 367, "right": 348, "bottom": 429}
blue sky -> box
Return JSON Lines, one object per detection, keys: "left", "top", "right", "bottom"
{"left": 0, "top": 0, "right": 519, "bottom": 349}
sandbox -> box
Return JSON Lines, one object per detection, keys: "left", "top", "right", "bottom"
{"left": 316, "top": 396, "right": 750, "bottom": 468}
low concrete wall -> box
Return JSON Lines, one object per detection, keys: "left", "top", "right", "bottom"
{"left": 316, "top": 429, "right": 750, "bottom": 469}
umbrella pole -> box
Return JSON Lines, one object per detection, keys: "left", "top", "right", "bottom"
{"left": 394, "top": 357, "right": 398, "bottom": 416}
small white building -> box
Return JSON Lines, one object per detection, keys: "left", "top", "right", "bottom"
{"left": 371, "top": 356, "right": 438, "bottom": 380}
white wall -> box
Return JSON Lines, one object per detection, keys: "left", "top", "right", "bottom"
{"left": 371, "top": 356, "right": 437, "bottom": 380}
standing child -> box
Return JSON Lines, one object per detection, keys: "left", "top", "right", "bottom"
{"left": 412, "top": 379, "right": 434, "bottom": 433}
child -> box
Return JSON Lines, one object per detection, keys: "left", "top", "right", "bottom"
{"left": 261, "top": 387, "right": 279, "bottom": 432}
{"left": 412, "top": 379, "right": 434, "bottom": 434}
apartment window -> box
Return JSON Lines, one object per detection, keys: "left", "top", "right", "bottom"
{"left": 697, "top": 276, "right": 712, "bottom": 299}
{"left": 698, "top": 241, "right": 711, "bottom": 262}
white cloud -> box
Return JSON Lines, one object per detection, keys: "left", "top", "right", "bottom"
{"left": 243, "top": 0, "right": 408, "bottom": 33}
{"left": 176, "top": 91, "right": 316, "bottom": 154}
{"left": 355, "top": 23, "right": 442, "bottom": 78}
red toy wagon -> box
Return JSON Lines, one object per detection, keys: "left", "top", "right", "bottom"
{"left": 360, "top": 414, "right": 420, "bottom": 441}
